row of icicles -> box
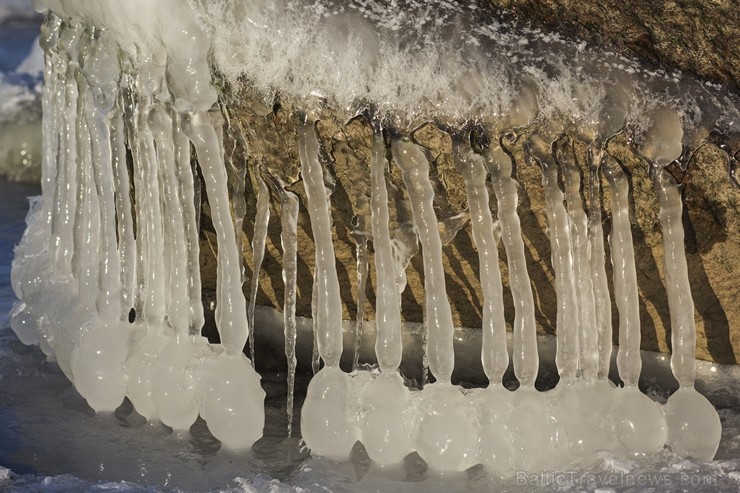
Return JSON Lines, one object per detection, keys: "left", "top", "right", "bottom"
{"left": 10, "top": 17, "right": 722, "bottom": 475}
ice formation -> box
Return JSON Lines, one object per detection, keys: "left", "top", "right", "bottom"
{"left": 10, "top": 0, "right": 738, "bottom": 477}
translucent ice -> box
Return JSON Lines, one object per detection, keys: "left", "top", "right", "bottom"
{"left": 300, "top": 366, "right": 358, "bottom": 462}
{"left": 664, "top": 387, "right": 722, "bottom": 460}
{"left": 414, "top": 383, "right": 478, "bottom": 472}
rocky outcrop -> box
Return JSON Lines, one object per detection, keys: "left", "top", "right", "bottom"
{"left": 187, "top": 1, "right": 740, "bottom": 383}
{"left": 197, "top": 89, "right": 739, "bottom": 379}
{"left": 487, "top": 0, "right": 740, "bottom": 92}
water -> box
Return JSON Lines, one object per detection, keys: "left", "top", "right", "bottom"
{"left": 0, "top": 12, "right": 43, "bottom": 182}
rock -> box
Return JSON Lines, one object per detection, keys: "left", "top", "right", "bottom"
{"left": 197, "top": 90, "right": 739, "bottom": 382}
{"left": 487, "top": 0, "right": 740, "bottom": 92}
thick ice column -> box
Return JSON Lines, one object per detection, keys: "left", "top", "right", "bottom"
{"left": 185, "top": 112, "right": 247, "bottom": 353}
{"left": 484, "top": 144, "right": 539, "bottom": 387}
{"left": 298, "top": 120, "right": 343, "bottom": 368}
{"left": 72, "top": 79, "right": 99, "bottom": 307}
{"left": 172, "top": 112, "right": 204, "bottom": 334}
{"left": 587, "top": 149, "right": 613, "bottom": 381}
{"left": 655, "top": 173, "right": 696, "bottom": 388}
{"left": 391, "top": 140, "right": 455, "bottom": 384}
{"left": 453, "top": 143, "right": 508, "bottom": 385}
{"left": 125, "top": 83, "right": 170, "bottom": 422}
{"left": 50, "top": 23, "right": 83, "bottom": 279}
{"left": 147, "top": 103, "right": 202, "bottom": 431}
{"left": 603, "top": 157, "right": 641, "bottom": 387}
{"left": 536, "top": 150, "right": 578, "bottom": 384}
{"left": 39, "top": 15, "right": 62, "bottom": 234}
{"left": 455, "top": 140, "right": 514, "bottom": 474}
{"left": 392, "top": 139, "right": 477, "bottom": 472}
{"left": 150, "top": 104, "right": 189, "bottom": 333}
{"left": 371, "top": 135, "right": 403, "bottom": 373}
{"left": 641, "top": 108, "right": 722, "bottom": 459}
{"left": 81, "top": 40, "right": 122, "bottom": 321}
{"left": 69, "top": 35, "right": 129, "bottom": 413}
{"left": 357, "top": 133, "right": 412, "bottom": 466}
{"left": 299, "top": 118, "right": 357, "bottom": 461}
{"left": 558, "top": 140, "right": 598, "bottom": 383}
{"left": 185, "top": 109, "right": 265, "bottom": 449}
{"left": 598, "top": 152, "right": 666, "bottom": 456}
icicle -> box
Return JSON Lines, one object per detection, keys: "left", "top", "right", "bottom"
{"left": 279, "top": 186, "right": 299, "bottom": 436}
{"left": 248, "top": 175, "right": 270, "bottom": 366}
{"left": 452, "top": 141, "right": 508, "bottom": 385}
{"left": 392, "top": 138, "right": 477, "bottom": 472}
{"left": 391, "top": 140, "right": 454, "bottom": 383}
{"left": 370, "top": 135, "right": 403, "bottom": 373}
{"left": 534, "top": 147, "right": 577, "bottom": 383}
{"left": 587, "top": 148, "right": 613, "bottom": 381}
{"left": 184, "top": 109, "right": 265, "bottom": 449}
{"left": 356, "top": 133, "right": 412, "bottom": 465}
{"left": 640, "top": 108, "right": 721, "bottom": 459}
{"left": 351, "top": 231, "right": 368, "bottom": 372}
{"left": 109, "top": 105, "right": 136, "bottom": 316}
{"left": 184, "top": 111, "right": 246, "bottom": 353}
{"left": 455, "top": 137, "right": 514, "bottom": 475}
{"left": 485, "top": 144, "right": 539, "bottom": 387}
{"left": 600, "top": 154, "right": 666, "bottom": 456}
{"left": 69, "top": 32, "right": 129, "bottom": 413}
{"left": 125, "top": 76, "right": 169, "bottom": 422}
{"left": 654, "top": 174, "right": 695, "bottom": 388}
{"left": 299, "top": 118, "right": 357, "bottom": 461}
{"left": 51, "top": 23, "right": 82, "bottom": 279}
{"left": 558, "top": 139, "right": 598, "bottom": 383}
{"left": 149, "top": 103, "right": 201, "bottom": 431}
{"left": 172, "top": 112, "right": 204, "bottom": 334}
{"left": 39, "top": 15, "right": 62, "bottom": 235}
{"left": 603, "top": 156, "right": 641, "bottom": 387}
{"left": 299, "top": 121, "right": 343, "bottom": 367}
{"left": 55, "top": 45, "right": 99, "bottom": 383}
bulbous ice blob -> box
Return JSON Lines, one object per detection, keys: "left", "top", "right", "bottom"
{"left": 664, "top": 387, "right": 721, "bottom": 460}
{"left": 359, "top": 372, "right": 412, "bottom": 465}
{"left": 301, "top": 366, "right": 358, "bottom": 461}
{"left": 51, "top": 303, "right": 94, "bottom": 382}
{"left": 152, "top": 336, "right": 199, "bottom": 431}
{"left": 126, "top": 328, "right": 169, "bottom": 421}
{"left": 71, "top": 319, "right": 130, "bottom": 412}
{"left": 554, "top": 381, "right": 617, "bottom": 464}
{"left": 508, "top": 387, "right": 566, "bottom": 471}
{"left": 414, "top": 383, "right": 478, "bottom": 472}
{"left": 9, "top": 301, "right": 41, "bottom": 345}
{"left": 612, "top": 387, "right": 666, "bottom": 456}
{"left": 475, "top": 386, "right": 514, "bottom": 477}
{"left": 639, "top": 107, "right": 684, "bottom": 167}
{"left": 200, "top": 352, "right": 265, "bottom": 449}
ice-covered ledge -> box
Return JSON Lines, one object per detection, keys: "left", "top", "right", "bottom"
{"left": 9, "top": 0, "right": 739, "bottom": 470}
{"left": 204, "top": 99, "right": 740, "bottom": 374}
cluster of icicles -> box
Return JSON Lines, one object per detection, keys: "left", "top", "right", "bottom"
{"left": 10, "top": 16, "right": 723, "bottom": 475}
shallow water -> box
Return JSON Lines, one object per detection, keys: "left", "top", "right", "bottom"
{"left": 1, "top": 179, "right": 740, "bottom": 493}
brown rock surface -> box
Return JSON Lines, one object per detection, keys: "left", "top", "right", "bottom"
{"left": 486, "top": 0, "right": 740, "bottom": 92}
{"left": 194, "top": 1, "right": 740, "bottom": 380}
{"left": 197, "top": 88, "right": 739, "bottom": 379}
